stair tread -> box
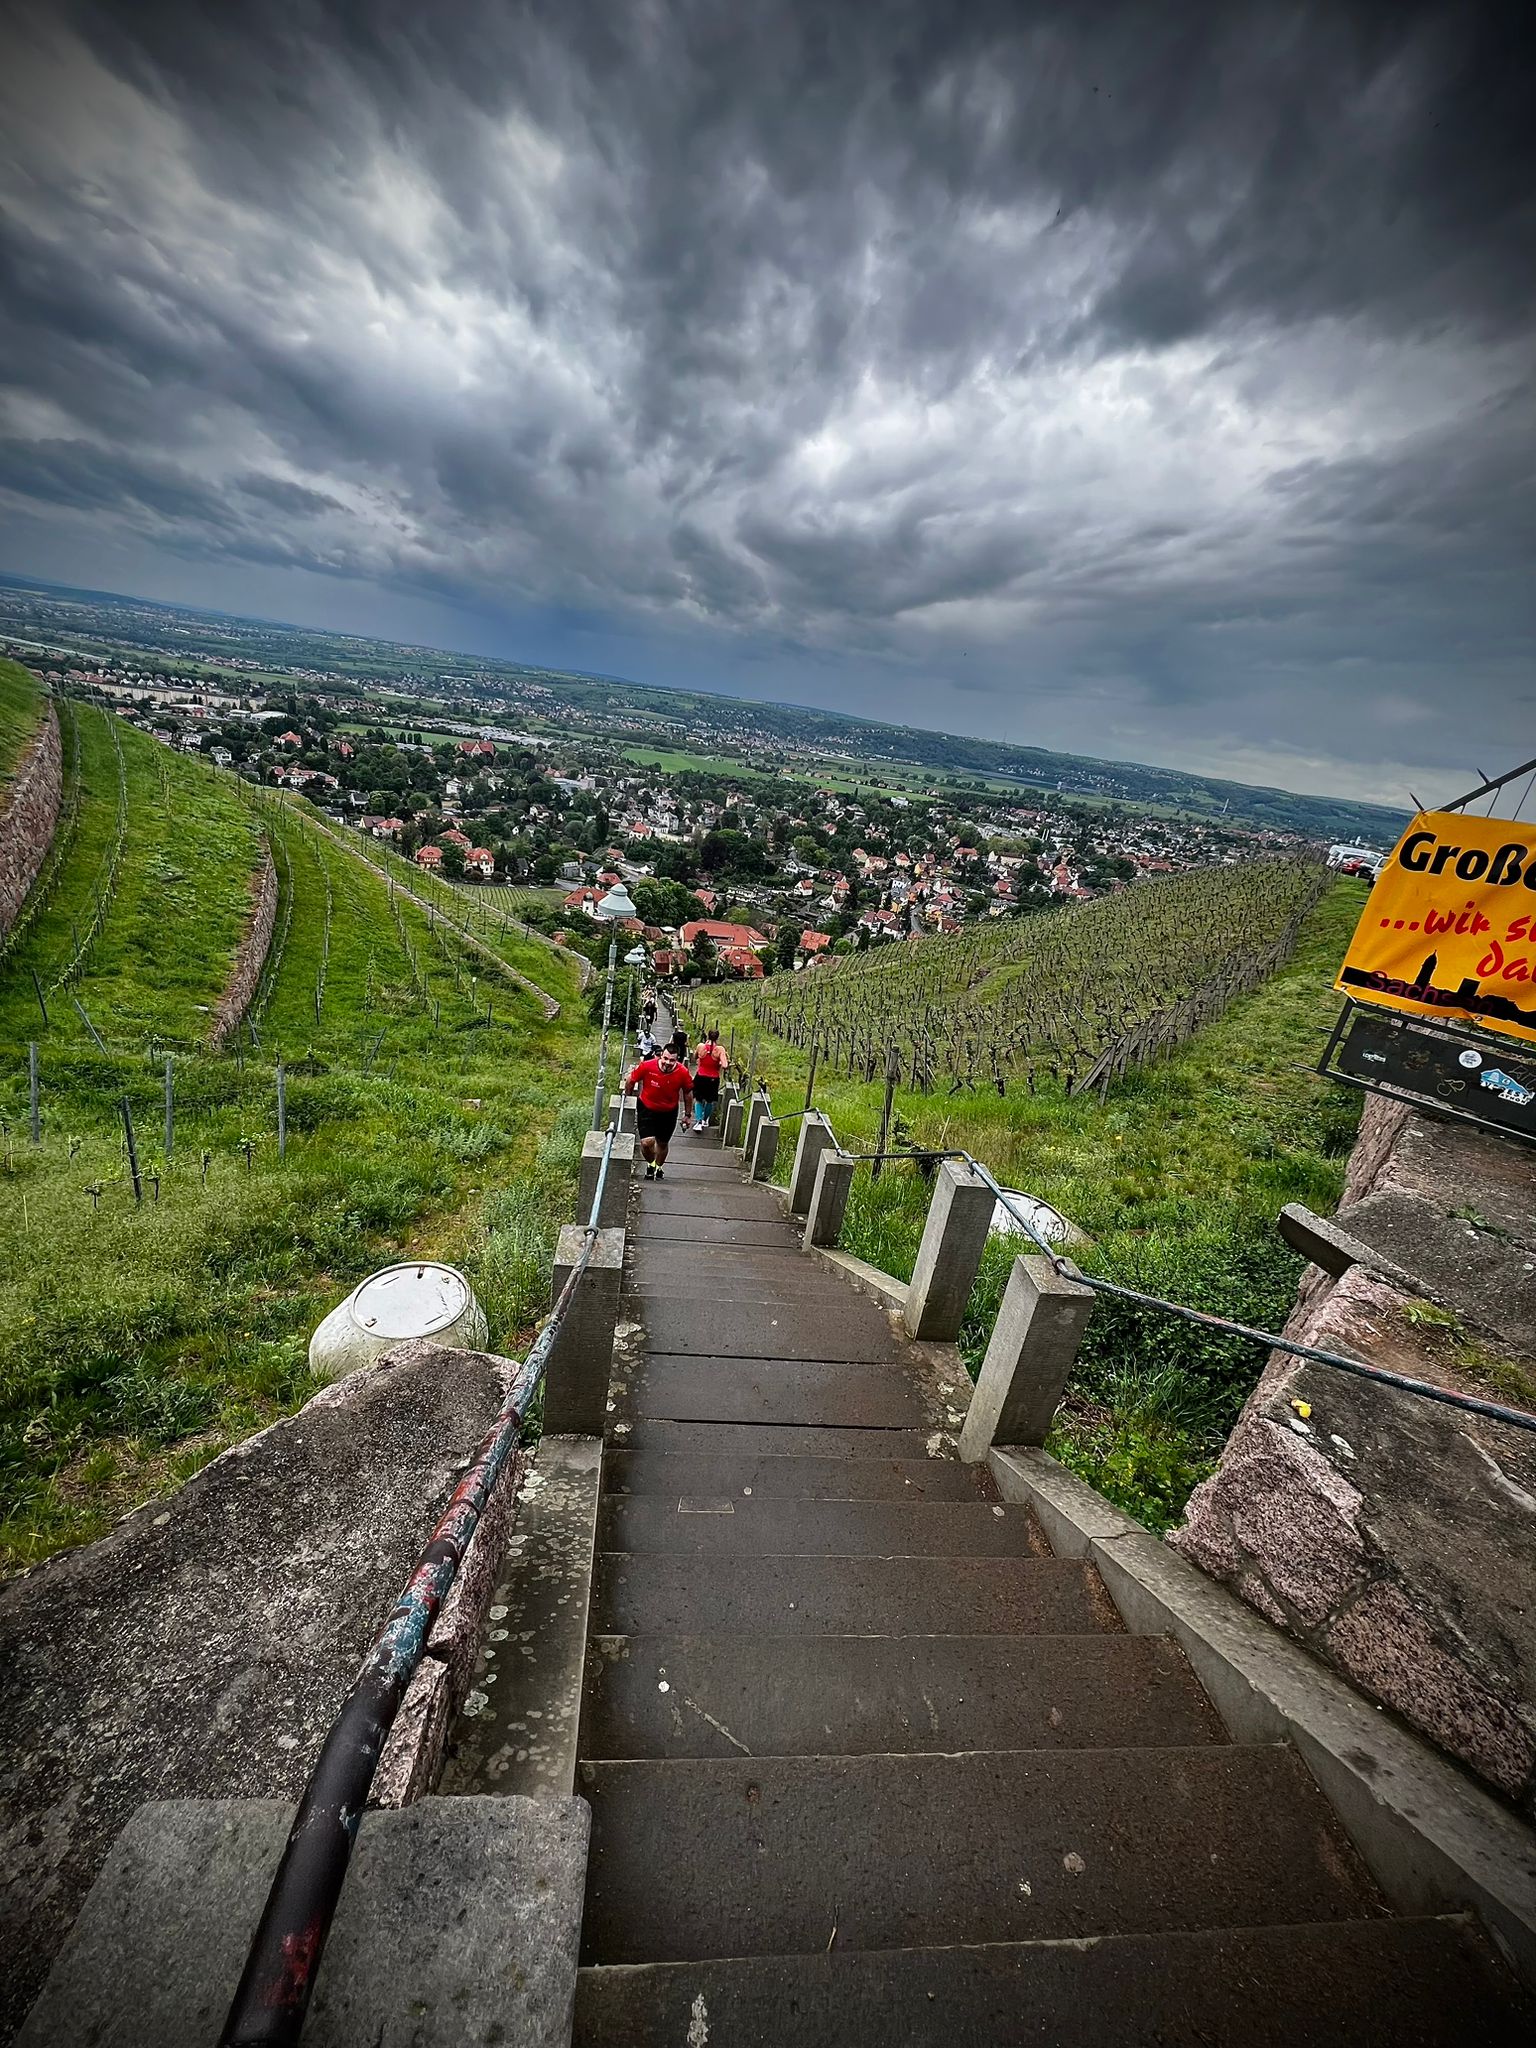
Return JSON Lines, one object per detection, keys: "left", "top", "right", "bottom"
{"left": 592, "top": 1553, "right": 1122, "bottom": 1637}
{"left": 618, "top": 1357, "right": 929, "bottom": 1429}
{"left": 611, "top": 1421, "right": 954, "bottom": 1459}
{"left": 574, "top": 1917, "right": 1531, "bottom": 2046}
{"left": 637, "top": 1298, "right": 908, "bottom": 1362}
{"left": 581, "top": 1632, "right": 1227, "bottom": 1759}
{"left": 602, "top": 1450, "right": 983, "bottom": 1499}
{"left": 577, "top": 1746, "right": 1381, "bottom": 1963}
{"left": 598, "top": 1495, "right": 1046, "bottom": 1557}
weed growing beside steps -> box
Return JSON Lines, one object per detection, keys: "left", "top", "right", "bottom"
{"left": 676, "top": 881, "right": 1365, "bottom": 1532}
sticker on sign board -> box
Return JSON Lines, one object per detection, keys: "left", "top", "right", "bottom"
{"left": 1459, "top": 1048, "right": 1483, "bottom": 1069}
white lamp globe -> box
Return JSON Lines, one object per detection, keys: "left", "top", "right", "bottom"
{"left": 596, "top": 880, "right": 638, "bottom": 920}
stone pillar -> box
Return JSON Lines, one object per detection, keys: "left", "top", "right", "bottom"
{"left": 748, "top": 1116, "right": 780, "bottom": 1183}
{"left": 716, "top": 1082, "right": 740, "bottom": 1149}
{"left": 721, "top": 1094, "right": 745, "bottom": 1150}
{"left": 541, "top": 1226, "right": 625, "bottom": 1436}
{"left": 742, "top": 1090, "right": 771, "bottom": 1162}
{"left": 578, "top": 1131, "right": 635, "bottom": 1229}
{"left": 957, "top": 1254, "right": 1095, "bottom": 1461}
{"left": 903, "top": 1159, "right": 994, "bottom": 1342}
{"left": 606, "top": 1093, "right": 636, "bottom": 1136}
{"left": 787, "top": 1112, "right": 836, "bottom": 1216}
{"left": 804, "top": 1149, "right": 855, "bottom": 1249}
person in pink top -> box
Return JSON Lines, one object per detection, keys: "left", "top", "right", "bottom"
{"left": 624, "top": 1044, "right": 694, "bottom": 1180}
{"left": 689, "top": 1027, "right": 730, "bottom": 1131}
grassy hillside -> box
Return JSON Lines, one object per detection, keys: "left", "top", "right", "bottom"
{"left": 678, "top": 879, "right": 1366, "bottom": 1531}
{"left": 0, "top": 718, "right": 598, "bottom": 1572}
{"left": 0, "top": 659, "right": 44, "bottom": 787}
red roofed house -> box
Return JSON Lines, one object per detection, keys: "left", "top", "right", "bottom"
{"left": 441, "top": 828, "right": 472, "bottom": 849}
{"left": 721, "top": 946, "right": 765, "bottom": 979}
{"left": 680, "top": 919, "right": 769, "bottom": 952}
{"left": 466, "top": 848, "right": 495, "bottom": 877}
{"left": 275, "top": 730, "right": 302, "bottom": 748}
{"left": 457, "top": 739, "right": 496, "bottom": 759}
{"left": 415, "top": 845, "right": 443, "bottom": 869}
{"left": 799, "top": 930, "right": 831, "bottom": 956}
{"left": 562, "top": 886, "right": 604, "bottom": 916}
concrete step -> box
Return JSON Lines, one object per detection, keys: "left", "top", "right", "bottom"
{"left": 632, "top": 1212, "right": 801, "bottom": 1247}
{"left": 638, "top": 1299, "right": 906, "bottom": 1362}
{"left": 581, "top": 1633, "right": 1226, "bottom": 1760}
{"left": 591, "top": 1553, "right": 1121, "bottom": 1636}
{"left": 576, "top": 1746, "right": 1379, "bottom": 1963}
{"left": 612, "top": 1420, "right": 954, "bottom": 1459}
{"left": 637, "top": 1184, "right": 781, "bottom": 1219}
{"left": 598, "top": 1495, "right": 1044, "bottom": 1557}
{"left": 626, "top": 1249, "right": 843, "bottom": 1301}
{"left": 574, "top": 1917, "right": 1531, "bottom": 2046}
{"left": 603, "top": 1449, "right": 982, "bottom": 1499}
{"left": 618, "top": 1358, "right": 928, "bottom": 1429}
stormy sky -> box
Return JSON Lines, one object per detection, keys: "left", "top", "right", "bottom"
{"left": 0, "top": 1, "right": 1531, "bottom": 808}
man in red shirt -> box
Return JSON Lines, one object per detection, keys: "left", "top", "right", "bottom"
{"left": 623, "top": 1044, "right": 694, "bottom": 1180}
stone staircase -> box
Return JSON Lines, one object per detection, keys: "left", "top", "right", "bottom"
{"left": 558, "top": 1137, "right": 1525, "bottom": 2044}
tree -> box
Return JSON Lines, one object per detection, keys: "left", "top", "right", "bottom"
{"left": 634, "top": 879, "right": 706, "bottom": 929}
{"left": 776, "top": 923, "right": 799, "bottom": 970}
{"left": 439, "top": 842, "right": 467, "bottom": 880}
{"left": 690, "top": 927, "right": 719, "bottom": 977}
{"left": 654, "top": 844, "right": 694, "bottom": 885}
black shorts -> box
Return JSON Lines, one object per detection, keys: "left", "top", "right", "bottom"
{"left": 692, "top": 1074, "right": 720, "bottom": 1103}
{"left": 636, "top": 1104, "right": 678, "bottom": 1145}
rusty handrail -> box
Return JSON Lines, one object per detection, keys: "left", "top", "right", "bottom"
{"left": 218, "top": 1121, "right": 618, "bottom": 2045}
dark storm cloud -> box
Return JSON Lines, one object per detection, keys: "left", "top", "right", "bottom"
{"left": 0, "top": 0, "right": 1531, "bottom": 801}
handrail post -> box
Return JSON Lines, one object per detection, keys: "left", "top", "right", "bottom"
{"left": 748, "top": 1114, "right": 780, "bottom": 1183}
{"left": 958, "top": 1255, "right": 1095, "bottom": 1460}
{"left": 742, "top": 1086, "right": 771, "bottom": 1162}
{"left": 903, "top": 1158, "right": 993, "bottom": 1341}
{"left": 804, "top": 1148, "right": 855, "bottom": 1248}
{"left": 541, "top": 1226, "right": 626, "bottom": 1435}
{"left": 580, "top": 1130, "right": 635, "bottom": 1227}
{"left": 787, "top": 1110, "right": 835, "bottom": 1215}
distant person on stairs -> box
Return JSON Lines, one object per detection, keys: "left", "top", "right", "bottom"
{"left": 624, "top": 1043, "right": 694, "bottom": 1180}
{"left": 690, "top": 1027, "right": 729, "bottom": 1131}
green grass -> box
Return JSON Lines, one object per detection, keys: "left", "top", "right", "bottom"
{"left": 679, "top": 882, "right": 1363, "bottom": 1531}
{"left": 0, "top": 736, "right": 599, "bottom": 1572}
{"left": 0, "top": 659, "right": 44, "bottom": 786}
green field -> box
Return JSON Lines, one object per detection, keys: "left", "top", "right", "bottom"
{"left": 0, "top": 681, "right": 599, "bottom": 1571}
{"left": 0, "top": 661, "right": 45, "bottom": 786}
{"left": 676, "top": 880, "right": 1365, "bottom": 1532}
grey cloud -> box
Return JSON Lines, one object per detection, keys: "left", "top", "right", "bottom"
{"left": 0, "top": 0, "right": 1530, "bottom": 797}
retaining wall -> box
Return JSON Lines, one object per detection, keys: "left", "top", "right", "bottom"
{"left": 1175, "top": 1094, "right": 1536, "bottom": 1813}
{"left": 0, "top": 699, "right": 62, "bottom": 939}
{"left": 209, "top": 839, "right": 278, "bottom": 1047}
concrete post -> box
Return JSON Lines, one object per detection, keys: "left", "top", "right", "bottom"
{"left": 803, "top": 1149, "right": 855, "bottom": 1249}
{"left": 903, "top": 1158, "right": 995, "bottom": 1341}
{"left": 541, "top": 1226, "right": 625, "bottom": 1436}
{"left": 742, "top": 1090, "right": 771, "bottom": 1163}
{"left": 787, "top": 1112, "right": 835, "bottom": 1216}
{"left": 606, "top": 1093, "right": 636, "bottom": 1136}
{"left": 957, "top": 1254, "right": 1096, "bottom": 1461}
{"left": 578, "top": 1130, "right": 635, "bottom": 1229}
{"left": 721, "top": 1094, "right": 745, "bottom": 1150}
{"left": 748, "top": 1116, "right": 780, "bottom": 1183}
{"left": 716, "top": 1082, "right": 740, "bottom": 1149}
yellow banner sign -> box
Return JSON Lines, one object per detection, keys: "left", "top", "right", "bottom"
{"left": 1337, "top": 809, "right": 1536, "bottom": 1044}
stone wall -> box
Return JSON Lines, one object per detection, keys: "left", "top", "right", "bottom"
{"left": 1175, "top": 1094, "right": 1536, "bottom": 1814}
{"left": 0, "top": 699, "right": 62, "bottom": 939}
{"left": 209, "top": 837, "right": 277, "bottom": 1047}
{"left": 0, "top": 1339, "right": 517, "bottom": 2045}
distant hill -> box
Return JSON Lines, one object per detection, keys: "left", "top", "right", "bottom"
{"left": 0, "top": 572, "right": 1409, "bottom": 844}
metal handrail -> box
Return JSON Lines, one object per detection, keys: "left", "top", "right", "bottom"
{"left": 791, "top": 1114, "right": 1536, "bottom": 1438}
{"left": 219, "top": 1122, "right": 619, "bottom": 2046}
